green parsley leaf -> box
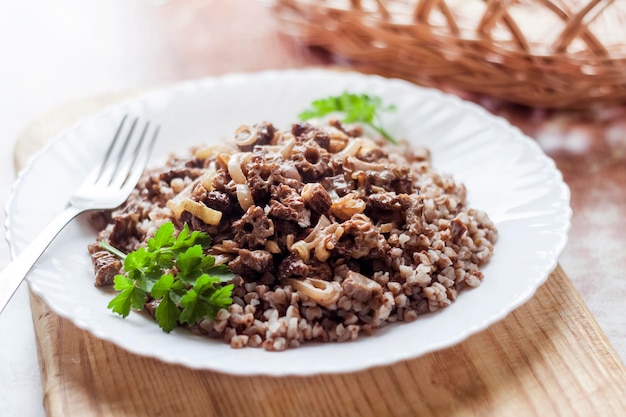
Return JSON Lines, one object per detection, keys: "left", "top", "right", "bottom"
{"left": 205, "top": 263, "right": 236, "bottom": 283}
{"left": 176, "top": 245, "right": 204, "bottom": 276}
{"left": 179, "top": 288, "right": 211, "bottom": 325}
{"left": 151, "top": 273, "right": 176, "bottom": 299}
{"left": 155, "top": 294, "right": 181, "bottom": 333}
{"left": 176, "top": 245, "right": 226, "bottom": 285}
{"left": 208, "top": 284, "right": 235, "bottom": 318}
{"left": 112, "top": 274, "right": 134, "bottom": 292}
{"left": 123, "top": 248, "right": 150, "bottom": 274}
{"left": 298, "top": 92, "right": 397, "bottom": 144}
{"left": 179, "top": 274, "right": 233, "bottom": 324}
{"left": 171, "top": 223, "right": 212, "bottom": 255}
{"left": 193, "top": 273, "right": 222, "bottom": 295}
{"left": 100, "top": 222, "right": 235, "bottom": 333}
{"left": 107, "top": 275, "right": 147, "bottom": 318}
{"left": 148, "top": 221, "right": 176, "bottom": 251}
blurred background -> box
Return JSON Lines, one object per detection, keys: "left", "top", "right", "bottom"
{"left": 1, "top": 1, "right": 625, "bottom": 416}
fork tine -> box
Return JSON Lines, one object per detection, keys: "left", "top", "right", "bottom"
{"left": 119, "top": 123, "right": 159, "bottom": 193}
{"left": 82, "top": 115, "right": 129, "bottom": 186}
{"left": 102, "top": 117, "right": 139, "bottom": 187}
{"left": 98, "top": 115, "right": 135, "bottom": 182}
{"left": 109, "top": 120, "right": 149, "bottom": 188}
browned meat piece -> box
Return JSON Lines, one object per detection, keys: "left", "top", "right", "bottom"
{"left": 109, "top": 205, "right": 142, "bottom": 251}
{"left": 341, "top": 270, "right": 383, "bottom": 303}
{"left": 88, "top": 210, "right": 112, "bottom": 231}
{"left": 291, "top": 122, "right": 312, "bottom": 138}
{"left": 271, "top": 163, "right": 304, "bottom": 192}
{"left": 211, "top": 171, "right": 232, "bottom": 193}
{"left": 267, "top": 200, "right": 299, "bottom": 223}
{"left": 292, "top": 122, "right": 331, "bottom": 150}
{"left": 292, "top": 140, "right": 332, "bottom": 181}
{"left": 90, "top": 250, "right": 123, "bottom": 287}
{"left": 271, "top": 219, "right": 300, "bottom": 252}
{"left": 267, "top": 184, "right": 309, "bottom": 227}
{"left": 179, "top": 210, "right": 231, "bottom": 237}
{"left": 320, "top": 174, "right": 353, "bottom": 197}
{"left": 229, "top": 249, "right": 274, "bottom": 279}
{"left": 366, "top": 192, "right": 412, "bottom": 211}
{"left": 232, "top": 206, "right": 275, "bottom": 248}
{"left": 327, "top": 119, "right": 362, "bottom": 137}
{"left": 235, "top": 122, "right": 276, "bottom": 152}
{"left": 308, "top": 130, "right": 330, "bottom": 150}
{"left": 391, "top": 175, "right": 414, "bottom": 194}
{"left": 158, "top": 166, "right": 203, "bottom": 183}
{"left": 277, "top": 253, "right": 332, "bottom": 281}
{"left": 245, "top": 157, "right": 273, "bottom": 203}
{"left": 202, "top": 190, "right": 236, "bottom": 213}
{"left": 365, "top": 192, "right": 412, "bottom": 223}
{"left": 301, "top": 182, "right": 332, "bottom": 214}
{"left": 334, "top": 214, "right": 389, "bottom": 259}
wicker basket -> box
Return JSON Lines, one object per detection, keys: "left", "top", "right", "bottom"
{"left": 270, "top": 0, "right": 626, "bottom": 108}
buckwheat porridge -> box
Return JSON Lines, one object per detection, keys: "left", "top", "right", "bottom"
{"left": 88, "top": 119, "right": 497, "bottom": 351}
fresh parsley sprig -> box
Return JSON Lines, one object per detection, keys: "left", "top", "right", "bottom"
{"left": 298, "top": 92, "right": 397, "bottom": 144}
{"left": 101, "top": 222, "right": 234, "bottom": 333}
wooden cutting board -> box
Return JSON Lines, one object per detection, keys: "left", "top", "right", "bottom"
{"left": 16, "top": 94, "right": 626, "bottom": 417}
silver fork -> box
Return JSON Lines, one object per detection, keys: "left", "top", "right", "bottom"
{"left": 0, "top": 116, "right": 159, "bottom": 315}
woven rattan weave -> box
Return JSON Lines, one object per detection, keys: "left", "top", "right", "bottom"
{"left": 271, "top": 0, "right": 626, "bottom": 108}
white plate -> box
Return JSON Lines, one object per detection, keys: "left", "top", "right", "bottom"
{"left": 5, "top": 69, "right": 571, "bottom": 375}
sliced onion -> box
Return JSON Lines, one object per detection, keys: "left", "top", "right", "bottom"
{"left": 336, "top": 138, "right": 363, "bottom": 158}
{"left": 167, "top": 198, "right": 222, "bottom": 225}
{"left": 279, "top": 137, "right": 295, "bottom": 159}
{"left": 194, "top": 144, "right": 236, "bottom": 159}
{"left": 235, "top": 125, "right": 259, "bottom": 146}
{"left": 346, "top": 156, "right": 385, "bottom": 172}
{"left": 200, "top": 163, "right": 217, "bottom": 191}
{"left": 236, "top": 183, "right": 254, "bottom": 211}
{"left": 287, "top": 278, "right": 341, "bottom": 307}
{"left": 228, "top": 153, "right": 247, "bottom": 184}
{"left": 290, "top": 240, "right": 310, "bottom": 261}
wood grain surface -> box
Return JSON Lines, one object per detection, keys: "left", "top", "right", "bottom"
{"left": 17, "top": 97, "right": 626, "bottom": 417}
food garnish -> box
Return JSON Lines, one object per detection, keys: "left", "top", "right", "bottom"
{"left": 101, "top": 222, "right": 234, "bottom": 332}
{"left": 298, "top": 92, "right": 397, "bottom": 143}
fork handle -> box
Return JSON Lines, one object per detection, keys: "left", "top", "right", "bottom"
{"left": 0, "top": 206, "right": 82, "bottom": 315}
